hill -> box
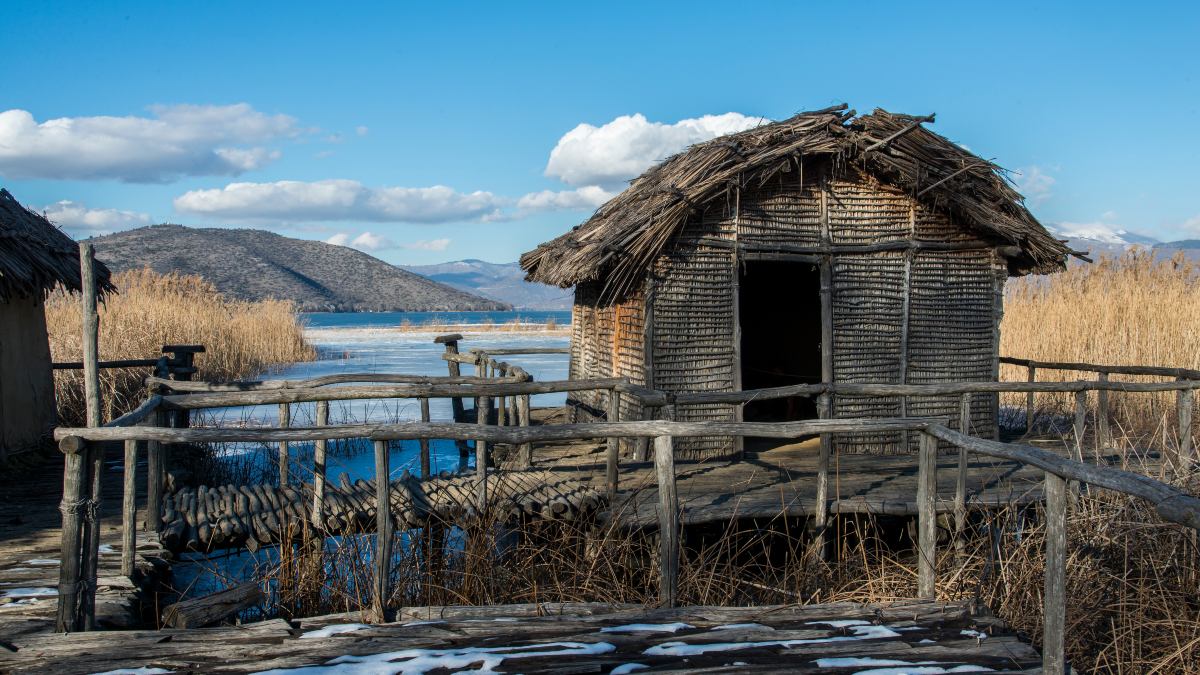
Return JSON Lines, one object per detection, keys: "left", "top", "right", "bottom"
{"left": 401, "top": 259, "right": 573, "bottom": 310}
{"left": 90, "top": 225, "right": 510, "bottom": 312}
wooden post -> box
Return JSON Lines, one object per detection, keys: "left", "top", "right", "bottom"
{"left": 56, "top": 436, "right": 88, "bottom": 633}
{"left": 145, "top": 408, "right": 164, "bottom": 533}
{"left": 419, "top": 398, "right": 431, "bottom": 477}
{"left": 435, "top": 334, "right": 471, "bottom": 463}
{"left": 654, "top": 435, "right": 679, "bottom": 608}
{"left": 1073, "top": 390, "right": 1087, "bottom": 462}
{"left": 917, "top": 431, "right": 938, "bottom": 599}
{"left": 476, "top": 395, "right": 491, "bottom": 508}
{"left": 121, "top": 439, "right": 137, "bottom": 577}
{"left": 496, "top": 363, "right": 508, "bottom": 426}
{"left": 813, "top": 393, "right": 831, "bottom": 560}
{"left": 312, "top": 400, "right": 329, "bottom": 528}
{"left": 1043, "top": 471, "right": 1068, "bottom": 674}
{"left": 518, "top": 371, "right": 533, "bottom": 468}
{"left": 606, "top": 388, "right": 621, "bottom": 500}
{"left": 1178, "top": 384, "right": 1194, "bottom": 470}
{"left": 955, "top": 393, "right": 971, "bottom": 559}
{"left": 278, "top": 402, "right": 291, "bottom": 486}
{"left": 1026, "top": 365, "right": 1037, "bottom": 434}
{"left": 372, "top": 440, "right": 392, "bottom": 623}
{"left": 78, "top": 242, "right": 103, "bottom": 631}
{"left": 1096, "top": 372, "right": 1111, "bottom": 449}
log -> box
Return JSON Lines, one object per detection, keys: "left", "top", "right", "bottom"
{"left": 1097, "top": 372, "right": 1111, "bottom": 448}
{"left": 147, "top": 373, "right": 503, "bottom": 392}
{"left": 1042, "top": 472, "right": 1068, "bottom": 673}
{"left": 955, "top": 393, "right": 971, "bottom": 559}
{"left": 56, "top": 440, "right": 89, "bottom": 632}
{"left": 144, "top": 407, "right": 165, "bottom": 533}
{"left": 161, "top": 581, "right": 263, "bottom": 628}
{"left": 1025, "top": 365, "right": 1037, "bottom": 433}
{"left": 312, "top": 400, "right": 329, "bottom": 528}
{"left": 477, "top": 395, "right": 491, "bottom": 509}
{"left": 917, "top": 432, "right": 937, "bottom": 599}
{"left": 278, "top": 403, "right": 290, "bottom": 486}
{"left": 121, "top": 439, "right": 137, "bottom": 577}
{"left": 606, "top": 389, "right": 621, "bottom": 500}
{"left": 1179, "top": 386, "right": 1194, "bottom": 469}
{"left": 1001, "top": 356, "right": 1200, "bottom": 381}
{"left": 79, "top": 242, "right": 103, "bottom": 631}
{"left": 419, "top": 398, "right": 431, "bottom": 477}
{"left": 654, "top": 436, "right": 679, "bottom": 608}
{"left": 373, "top": 440, "right": 392, "bottom": 623}
{"left": 1073, "top": 391, "right": 1087, "bottom": 462}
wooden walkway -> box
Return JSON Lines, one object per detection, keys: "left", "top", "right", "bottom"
{"left": 0, "top": 598, "right": 1041, "bottom": 673}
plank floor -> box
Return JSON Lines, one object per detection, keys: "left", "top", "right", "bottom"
{"left": 0, "top": 598, "right": 1041, "bottom": 673}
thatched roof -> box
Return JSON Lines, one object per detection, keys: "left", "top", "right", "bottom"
{"left": 0, "top": 188, "right": 113, "bottom": 301}
{"left": 521, "top": 105, "right": 1073, "bottom": 297}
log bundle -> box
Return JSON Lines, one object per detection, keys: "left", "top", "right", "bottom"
{"left": 157, "top": 470, "right": 604, "bottom": 553}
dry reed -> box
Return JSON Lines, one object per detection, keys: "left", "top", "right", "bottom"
{"left": 46, "top": 268, "right": 315, "bottom": 425}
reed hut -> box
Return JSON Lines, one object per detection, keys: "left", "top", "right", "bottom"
{"left": 521, "top": 106, "right": 1072, "bottom": 458}
{"left": 0, "top": 189, "right": 113, "bottom": 462}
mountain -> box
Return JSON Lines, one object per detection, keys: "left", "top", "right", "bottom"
{"left": 1049, "top": 224, "right": 1200, "bottom": 264}
{"left": 401, "top": 259, "right": 573, "bottom": 310}
{"left": 90, "top": 225, "right": 510, "bottom": 312}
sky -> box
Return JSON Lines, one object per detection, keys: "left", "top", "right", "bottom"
{"left": 2, "top": 1, "right": 1198, "bottom": 265}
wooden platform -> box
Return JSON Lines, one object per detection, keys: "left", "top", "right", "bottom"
{"left": 0, "top": 598, "right": 1041, "bottom": 673}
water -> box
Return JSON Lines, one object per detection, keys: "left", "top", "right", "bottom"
{"left": 302, "top": 310, "right": 571, "bottom": 330}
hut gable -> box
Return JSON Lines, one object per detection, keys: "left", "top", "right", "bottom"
{"left": 0, "top": 188, "right": 113, "bottom": 300}
{"left": 521, "top": 105, "right": 1071, "bottom": 298}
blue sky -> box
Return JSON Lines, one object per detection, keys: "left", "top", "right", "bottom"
{"left": 2, "top": 1, "right": 1198, "bottom": 264}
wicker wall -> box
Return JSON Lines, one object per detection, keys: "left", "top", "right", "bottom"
{"left": 567, "top": 168, "right": 1004, "bottom": 457}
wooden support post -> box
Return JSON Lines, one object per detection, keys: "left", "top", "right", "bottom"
{"left": 813, "top": 393, "right": 831, "bottom": 560}
{"left": 312, "top": 400, "right": 329, "bottom": 528}
{"left": 1043, "top": 471, "right": 1068, "bottom": 674}
{"left": 372, "top": 439, "right": 392, "bottom": 623}
{"left": 436, "top": 334, "right": 472, "bottom": 463}
{"left": 56, "top": 437, "right": 88, "bottom": 633}
{"left": 1096, "top": 372, "right": 1111, "bottom": 449}
{"left": 121, "top": 439, "right": 137, "bottom": 577}
{"left": 917, "top": 431, "right": 938, "bottom": 599}
{"left": 1073, "top": 390, "right": 1087, "bottom": 462}
{"left": 955, "top": 393, "right": 971, "bottom": 559}
{"left": 476, "top": 395, "right": 491, "bottom": 508}
{"left": 419, "top": 398, "right": 431, "bottom": 477}
{"left": 654, "top": 435, "right": 679, "bottom": 608}
{"left": 518, "top": 375, "right": 533, "bottom": 468}
{"left": 496, "top": 364, "right": 508, "bottom": 426}
{"left": 78, "top": 242, "right": 102, "bottom": 632}
{"left": 278, "top": 402, "right": 291, "bottom": 486}
{"left": 1026, "top": 365, "right": 1037, "bottom": 434}
{"left": 145, "top": 409, "right": 164, "bottom": 532}
{"left": 1178, "top": 384, "right": 1194, "bottom": 470}
{"left": 606, "top": 389, "right": 621, "bottom": 500}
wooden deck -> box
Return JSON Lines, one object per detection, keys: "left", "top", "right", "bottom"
{"left": 0, "top": 598, "right": 1041, "bottom": 673}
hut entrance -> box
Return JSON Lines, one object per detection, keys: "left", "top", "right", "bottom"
{"left": 738, "top": 260, "right": 822, "bottom": 424}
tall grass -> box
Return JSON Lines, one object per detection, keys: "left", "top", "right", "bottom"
{"left": 1001, "top": 251, "right": 1200, "bottom": 438}
{"left": 46, "top": 268, "right": 316, "bottom": 425}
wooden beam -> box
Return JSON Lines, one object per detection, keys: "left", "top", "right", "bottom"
{"left": 1179, "top": 385, "right": 1194, "bottom": 469}
{"left": 606, "top": 389, "right": 621, "bottom": 500}
{"left": 419, "top": 398, "right": 431, "bottom": 477}
{"left": 120, "top": 439, "right": 137, "bottom": 577}
{"left": 917, "top": 432, "right": 938, "bottom": 599}
{"left": 373, "top": 440, "right": 392, "bottom": 623}
{"left": 55, "top": 439, "right": 88, "bottom": 633}
{"left": 161, "top": 581, "right": 262, "bottom": 628}
{"left": 278, "top": 402, "right": 290, "bottom": 486}
{"left": 1042, "top": 471, "right": 1068, "bottom": 674}
{"left": 312, "top": 400, "right": 329, "bottom": 528}
{"left": 654, "top": 436, "right": 679, "bottom": 608}
{"left": 78, "top": 242, "right": 102, "bottom": 632}
{"left": 955, "top": 393, "right": 971, "bottom": 559}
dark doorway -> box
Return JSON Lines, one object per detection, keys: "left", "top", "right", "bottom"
{"left": 739, "top": 260, "right": 823, "bottom": 423}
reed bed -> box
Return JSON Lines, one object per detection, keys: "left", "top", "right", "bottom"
{"left": 1001, "top": 251, "right": 1200, "bottom": 441}
{"left": 46, "top": 268, "right": 315, "bottom": 426}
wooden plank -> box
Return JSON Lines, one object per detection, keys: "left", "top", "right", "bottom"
{"left": 121, "top": 439, "right": 137, "bottom": 577}
{"left": 373, "top": 440, "right": 392, "bottom": 623}
{"left": 161, "top": 581, "right": 263, "bottom": 628}
{"left": 655, "top": 435, "right": 679, "bottom": 608}
{"left": 1043, "top": 471, "right": 1068, "bottom": 673}
{"left": 917, "top": 432, "right": 938, "bottom": 599}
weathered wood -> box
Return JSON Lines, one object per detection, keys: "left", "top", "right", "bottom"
{"left": 105, "top": 395, "right": 163, "bottom": 428}
{"left": 1179, "top": 385, "right": 1194, "bottom": 469}
{"left": 78, "top": 241, "right": 103, "bottom": 631}
{"left": 1096, "top": 372, "right": 1111, "bottom": 448}
{"left": 1001, "top": 355, "right": 1200, "bottom": 381}
{"left": 148, "top": 373, "right": 506, "bottom": 393}
{"left": 477, "top": 395, "right": 491, "bottom": 509}
{"left": 51, "top": 358, "right": 161, "bottom": 370}
{"left": 161, "top": 581, "right": 263, "bottom": 628}
{"left": 812, "top": 394, "right": 832, "bottom": 560}
{"left": 1043, "top": 471, "right": 1068, "bottom": 674}
{"left": 55, "top": 440, "right": 89, "bottom": 632}
{"left": 1025, "top": 365, "right": 1037, "bottom": 433}
{"left": 606, "top": 389, "right": 621, "bottom": 500}
{"left": 278, "top": 402, "right": 291, "bottom": 486}
{"left": 419, "top": 398, "right": 431, "bottom": 477}
{"left": 955, "top": 393, "right": 971, "bottom": 558}
{"left": 433, "top": 333, "right": 464, "bottom": 344}
{"left": 121, "top": 439, "right": 137, "bottom": 577}
{"left": 917, "top": 432, "right": 938, "bottom": 599}
{"left": 1073, "top": 391, "right": 1087, "bottom": 463}
{"left": 655, "top": 435, "right": 679, "bottom": 608}
{"left": 470, "top": 347, "right": 570, "bottom": 356}
{"left": 312, "top": 400, "right": 329, "bottom": 527}
{"left": 145, "top": 408, "right": 165, "bottom": 532}
{"left": 926, "top": 425, "right": 1200, "bottom": 531}
{"left": 517, "top": 370, "right": 533, "bottom": 468}
{"left": 373, "top": 440, "right": 392, "bottom": 623}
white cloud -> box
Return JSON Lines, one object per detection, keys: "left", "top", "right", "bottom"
{"left": 0, "top": 104, "right": 298, "bottom": 182}
{"left": 324, "top": 232, "right": 450, "bottom": 254}
{"left": 174, "top": 179, "right": 506, "bottom": 223}
{"left": 1013, "top": 165, "right": 1055, "bottom": 206}
{"left": 355, "top": 125, "right": 370, "bottom": 137}
{"left": 517, "top": 185, "right": 615, "bottom": 213}
{"left": 325, "top": 232, "right": 351, "bottom": 246}
{"left": 41, "top": 200, "right": 152, "bottom": 234}
{"left": 401, "top": 238, "right": 451, "bottom": 251}
{"left": 1182, "top": 214, "right": 1200, "bottom": 235}
{"left": 544, "top": 112, "right": 765, "bottom": 188}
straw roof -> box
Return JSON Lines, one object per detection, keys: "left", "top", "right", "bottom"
{"left": 521, "top": 105, "right": 1073, "bottom": 297}
{"left": 0, "top": 188, "right": 113, "bottom": 301}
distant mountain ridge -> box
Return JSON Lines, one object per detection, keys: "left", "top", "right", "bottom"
{"left": 401, "top": 259, "right": 573, "bottom": 310}
{"left": 91, "top": 225, "right": 509, "bottom": 312}
{"left": 1050, "top": 223, "right": 1200, "bottom": 262}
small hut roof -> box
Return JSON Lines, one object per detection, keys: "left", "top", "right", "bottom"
{"left": 521, "top": 105, "right": 1073, "bottom": 296}
{"left": 0, "top": 188, "right": 114, "bottom": 301}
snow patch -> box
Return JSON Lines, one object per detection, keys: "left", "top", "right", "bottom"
{"left": 2, "top": 587, "right": 58, "bottom": 599}
{"left": 601, "top": 622, "right": 693, "bottom": 633}
{"left": 252, "top": 641, "right": 616, "bottom": 674}
{"left": 960, "top": 629, "right": 987, "bottom": 640}
{"left": 852, "top": 667, "right": 993, "bottom": 675}
{"left": 299, "top": 623, "right": 372, "bottom": 639}
{"left": 643, "top": 624, "right": 902, "bottom": 656}
{"left": 710, "top": 623, "right": 774, "bottom": 632}
{"left": 611, "top": 664, "right": 649, "bottom": 674}
{"left": 25, "top": 558, "right": 58, "bottom": 566}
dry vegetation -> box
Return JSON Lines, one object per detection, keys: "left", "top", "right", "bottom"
{"left": 46, "top": 268, "right": 315, "bottom": 425}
